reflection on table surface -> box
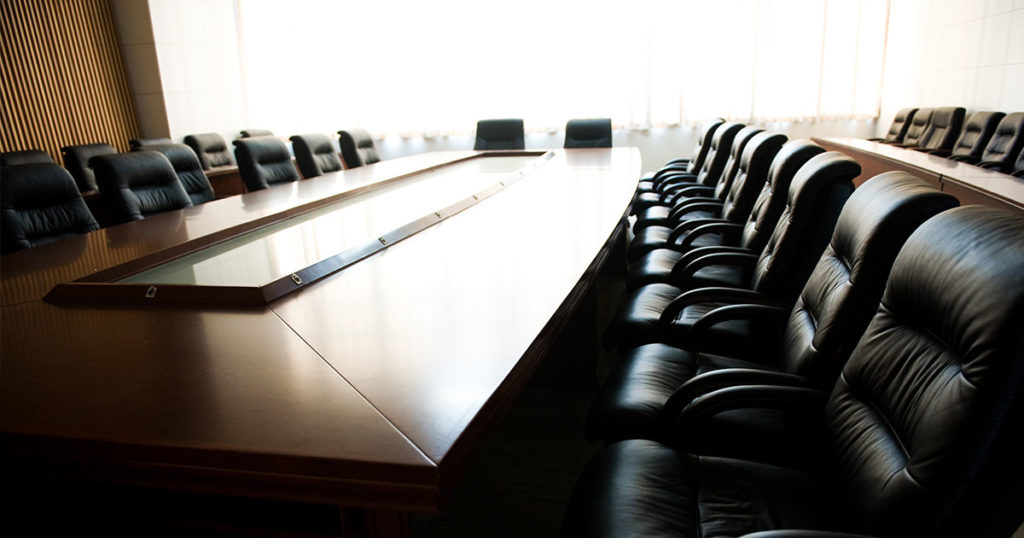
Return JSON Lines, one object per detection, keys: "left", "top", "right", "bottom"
{"left": 121, "top": 156, "right": 539, "bottom": 287}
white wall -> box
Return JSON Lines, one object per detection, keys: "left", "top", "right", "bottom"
{"left": 876, "top": 0, "right": 1024, "bottom": 136}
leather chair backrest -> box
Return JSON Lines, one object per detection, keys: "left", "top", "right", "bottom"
{"left": 1, "top": 150, "right": 54, "bottom": 166}
{"left": 712, "top": 126, "right": 763, "bottom": 201}
{"left": 337, "top": 129, "right": 381, "bottom": 168}
{"left": 240, "top": 129, "right": 273, "bottom": 138}
{"left": 60, "top": 143, "right": 117, "bottom": 192}
{"left": 91, "top": 151, "right": 191, "bottom": 223}
{"left": 291, "top": 134, "right": 342, "bottom": 178}
{"left": 949, "top": 111, "right": 1004, "bottom": 161}
{"left": 739, "top": 140, "right": 824, "bottom": 252}
{"left": 232, "top": 137, "right": 300, "bottom": 192}
{"left": 750, "top": 152, "right": 859, "bottom": 302}
{"left": 473, "top": 119, "right": 525, "bottom": 150}
{"left": 129, "top": 138, "right": 172, "bottom": 150}
{"left": 1014, "top": 142, "right": 1024, "bottom": 177}
{"left": 183, "top": 133, "right": 235, "bottom": 170}
{"left": 980, "top": 112, "right": 1024, "bottom": 169}
{"left": 691, "top": 122, "right": 743, "bottom": 188}
{"left": 686, "top": 118, "right": 725, "bottom": 174}
{"left": 899, "top": 107, "right": 932, "bottom": 147}
{"left": 917, "top": 106, "right": 965, "bottom": 151}
{"left": 882, "top": 107, "right": 918, "bottom": 143}
{"left": 140, "top": 143, "right": 215, "bottom": 205}
{"left": 564, "top": 118, "right": 613, "bottom": 148}
{"left": 1, "top": 163, "right": 99, "bottom": 253}
{"left": 780, "top": 172, "right": 958, "bottom": 386}
{"left": 825, "top": 206, "right": 1024, "bottom": 537}
{"left": 719, "top": 131, "right": 786, "bottom": 223}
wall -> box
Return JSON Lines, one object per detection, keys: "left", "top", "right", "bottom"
{"left": 876, "top": 0, "right": 1024, "bottom": 136}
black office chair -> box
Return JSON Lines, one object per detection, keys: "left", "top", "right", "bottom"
{"left": 1, "top": 149, "right": 54, "bottom": 166}
{"left": 1014, "top": 142, "right": 1024, "bottom": 178}
{"left": 564, "top": 205, "right": 1024, "bottom": 538}
{"left": 60, "top": 143, "right": 117, "bottom": 192}
{"left": 240, "top": 129, "right": 273, "bottom": 138}
{"left": 637, "top": 118, "right": 725, "bottom": 189}
{"left": 587, "top": 172, "right": 959, "bottom": 449}
{"left": 889, "top": 107, "right": 932, "bottom": 147}
{"left": 128, "top": 137, "right": 172, "bottom": 150}
{"left": 183, "top": 132, "right": 235, "bottom": 170}
{"left": 291, "top": 134, "right": 343, "bottom": 178}
{"left": 868, "top": 107, "right": 917, "bottom": 143}
{"left": 627, "top": 139, "right": 825, "bottom": 292}
{"left": 606, "top": 152, "right": 860, "bottom": 353}
{"left": 976, "top": 112, "right": 1024, "bottom": 173}
{"left": 912, "top": 106, "right": 965, "bottom": 153}
{"left": 1, "top": 163, "right": 100, "bottom": 253}
{"left": 939, "top": 110, "right": 1004, "bottom": 161}
{"left": 140, "top": 143, "right": 215, "bottom": 205}
{"left": 233, "top": 137, "right": 300, "bottom": 192}
{"left": 473, "top": 119, "right": 525, "bottom": 150}
{"left": 337, "top": 129, "right": 381, "bottom": 169}
{"left": 91, "top": 151, "right": 192, "bottom": 224}
{"left": 564, "top": 118, "right": 613, "bottom": 148}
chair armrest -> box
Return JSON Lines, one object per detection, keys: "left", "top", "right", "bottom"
{"left": 662, "top": 368, "right": 813, "bottom": 419}
{"left": 671, "top": 385, "right": 828, "bottom": 435}
{"left": 947, "top": 155, "right": 976, "bottom": 163}
{"left": 666, "top": 199, "right": 724, "bottom": 220}
{"left": 865, "top": 137, "right": 884, "bottom": 142}
{"left": 978, "top": 160, "right": 1011, "bottom": 173}
{"left": 659, "top": 286, "right": 766, "bottom": 323}
{"left": 927, "top": 149, "right": 952, "bottom": 157}
{"left": 741, "top": 531, "right": 880, "bottom": 538}
{"left": 669, "top": 251, "right": 759, "bottom": 288}
{"left": 652, "top": 163, "right": 691, "bottom": 181}
{"left": 662, "top": 184, "right": 715, "bottom": 202}
{"left": 686, "top": 303, "right": 791, "bottom": 351}
{"left": 665, "top": 217, "right": 736, "bottom": 245}
{"left": 655, "top": 173, "right": 700, "bottom": 191}
{"left": 677, "top": 221, "right": 744, "bottom": 250}
{"left": 668, "top": 245, "right": 755, "bottom": 281}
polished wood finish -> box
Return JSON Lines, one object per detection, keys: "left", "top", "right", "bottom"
{"left": 0, "top": 148, "right": 641, "bottom": 534}
{"left": 0, "top": 0, "right": 138, "bottom": 161}
{"left": 814, "top": 137, "right": 1024, "bottom": 211}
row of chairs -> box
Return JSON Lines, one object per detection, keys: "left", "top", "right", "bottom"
{"left": 872, "top": 106, "right": 1024, "bottom": 176}
{"left": 560, "top": 118, "right": 1024, "bottom": 536}
{"left": 473, "top": 118, "right": 614, "bottom": 150}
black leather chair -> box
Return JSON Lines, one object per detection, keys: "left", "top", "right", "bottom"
{"left": 60, "top": 143, "right": 117, "bottom": 192}
{"left": 564, "top": 205, "right": 1024, "bottom": 538}
{"left": 627, "top": 140, "right": 825, "bottom": 292}
{"left": 183, "top": 132, "right": 235, "bottom": 170}
{"left": 632, "top": 125, "right": 763, "bottom": 233}
{"left": 140, "top": 143, "right": 215, "bottom": 205}
{"left": 587, "top": 172, "right": 958, "bottom": 448}
{"left": 911, "top": 106, "right": 965, "bottom": 152}
{"left": 629, "top": 130, "right": 785, "bottom": 262}
{"left": 290, "top": 134, "right": 342, "bottom": 178}
{"left": 634, "top": 119, "right": 724, "bottom": 197}
{"left": 938, "top": 110, "right": 1004, "bottom": 162}
{"left": 91, "top": 151, "right": 192, "bottom": 224}
{"left": 889, "top": 107, "right": 932, "bottom": 147}
{"left": 1, "top": 150, "right": 54, "bottom": 166}
{"left": 337, "top": 129, "right": 381, "bottom": 169}
{"left": 473, "top": 119, "right": 525, "bottom": 150}
{"left": 128, "top": 137, "right": 172, "bottom": 150}
{"left": 630, "top": 122, "right": 744, "bottom": 219}
{"left": 868, "top": 107, "right": 917, "bottom": 143}
{"left": 564, "top": 118, "right": 613, "bottom": 148}
{"left": 240, "top": 129, "right": 273, "bottom": 138}
{"left": 233, "top": 137, "right": 300, "bottom": 192}
{"left": 1014, "top": 142, "right": 1024, "bottom": 178}
{"left": 976, "top": 112, "right": 1024, "bottom": 173}
{"left": 605, "top": 152, "right": 859, "bottom": 353}
{"left": 1, "top": 163, "right": 100, "bottom": 253}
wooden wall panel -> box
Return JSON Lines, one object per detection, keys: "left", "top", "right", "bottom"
{"left": 0, "top": 0, "right": 138, "bottom": 163}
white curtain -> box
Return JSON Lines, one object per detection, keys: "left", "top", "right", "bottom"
{"left": 236, "top": 0, "right": 888, "bottom": 137}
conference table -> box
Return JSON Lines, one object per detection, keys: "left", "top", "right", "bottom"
{"left": 0, "top": 147, "right": 641, "bottom": 536}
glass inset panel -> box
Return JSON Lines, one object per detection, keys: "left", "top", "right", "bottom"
{"left": 121, "top": 156, "right": 536, "bottom": 287}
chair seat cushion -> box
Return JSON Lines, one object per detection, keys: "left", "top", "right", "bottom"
{"left": 562, "top": 440, "right": 829, "bottom": 538}
{"left": 586, "top": 344, "right": 759, "bottom": 442}
{"left": 627, "top": 225, "right": 672, "bottom": 262}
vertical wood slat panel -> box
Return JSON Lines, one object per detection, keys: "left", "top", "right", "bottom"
{"left": 0, "top": 0, "right": 139, "bottom": 165}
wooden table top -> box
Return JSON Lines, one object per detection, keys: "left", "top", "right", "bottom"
{"left": 0, "top": 148, "right": 641, "bottom": 512}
